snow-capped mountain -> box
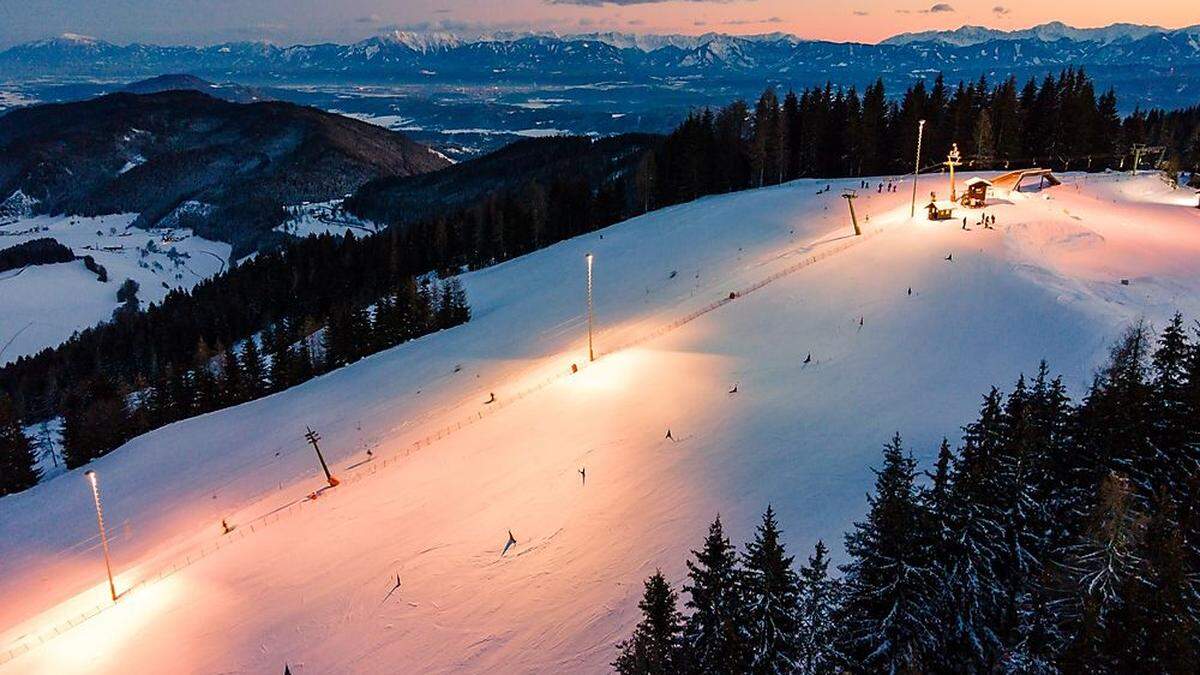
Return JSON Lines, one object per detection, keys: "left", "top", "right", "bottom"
{"left": 881, "top": 21, "right": 1176, "bottom": 47}
{"left": 4, "top": 22, "right": 1198, "bottom": 80}
{"left": 1, "top": 23, "right": 1199, "bottom": 109}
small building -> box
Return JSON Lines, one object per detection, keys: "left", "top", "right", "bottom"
{"left": 926, "top": 200, "right": 955, "bottom": 221}
{"left": 961, "top": 177, "right": 992, "bottom": 208}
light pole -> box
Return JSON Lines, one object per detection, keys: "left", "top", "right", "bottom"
{"left": 84, "top": 470, "right": 118, "bottom": 602}
{"left": 910, "top": 119, "right": 926, "bottom": 218}
{"left": 585, "top": 253, "right": 595, "bottom": 362}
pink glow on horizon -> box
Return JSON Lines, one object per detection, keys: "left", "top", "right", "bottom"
{"left": 447, "top": 0, "right": 1195, "bottom": 44}
{"left": 2, "top": 0, "right": 1194, "bottom": 50}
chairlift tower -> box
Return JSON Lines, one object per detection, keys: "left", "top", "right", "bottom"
{"left": 946, "top": 143, "right": 963, "bottom": 203}
{"left": 841, "top": 190, "right": 861, "bottom": 236}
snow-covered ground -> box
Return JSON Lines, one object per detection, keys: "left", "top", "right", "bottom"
{"left": 1, "top": 172, "right": 1198, "bottom": 673}
{"left": 277, "top": 200, "right": 383, "bottom": 239}
{"left": 0, "top": 213, "right": 231, "bottom": 364}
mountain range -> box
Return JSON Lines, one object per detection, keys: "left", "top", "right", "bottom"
{"left": 2, "top": 23, "right": 1199, "bottom": 112}
{"left": 2, "top": 23, "right": 1198, "bottom": 80}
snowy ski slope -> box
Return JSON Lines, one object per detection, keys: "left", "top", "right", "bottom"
{"left": 1, "top": 172, "right": 1198, "bottom": 673}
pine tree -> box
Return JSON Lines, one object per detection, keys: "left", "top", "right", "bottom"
{"left": 740, "top": 506, "right": 801, "bottom": 674}
{"left": 796, "top": 540, "right": 841, "bottom": 674}
{"left": 1117, "top": 489, "right": 1197, "bottom": 672}
{"left": 1058, "top": 472, "right": 1146, "bottom": 670}
{"left": 839, "top": 434, "right": 938, "bottom": 673}
{"left": 240, "top": 338, "right": 267, "bottom": 399}
{"left": 191, "top": 338, "right": 220, "bottom": 414}
{"left": 61, "top": 377, "right": 131, "bottom": 468}
{"left": 0, "top": 394, "right": 39, "bottom": 495}
{"left": 1150, "top": 313, "right": 1197, "bottom": 492}
{"left": 437, "top": 278, "right": 470, "bottom": 328}
{"left": 941, "top": 389, "right": 1008, "bottom": 669}
{"left": 613, "top": 570, "right": 684, "bottom": 675}
{"left": 1076, "top": 325, "right": 1159, "bottom": 503}
{"left": 682, "top": 515, "right": 748, "bottom": 673}
{"left": 220, "top": 349, "right": 245, "bottom": 405}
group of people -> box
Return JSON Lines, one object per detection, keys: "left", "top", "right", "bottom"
{"left": 961, "top": 213, "right": 998, "bottom": 230}
{"left": 854, "top": 179, "right": 899, "bottom": 194}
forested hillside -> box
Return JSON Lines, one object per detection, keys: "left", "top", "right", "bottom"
{"left": 0, "top": 90, "right": 450, "bottom": 254}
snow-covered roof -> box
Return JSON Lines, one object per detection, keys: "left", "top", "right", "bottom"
{"left": 964, "top": 177, "right": 993, "bottom": 187}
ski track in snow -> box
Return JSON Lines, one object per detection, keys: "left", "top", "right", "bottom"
{"left": 2, "top": 172, "right": 1200, "bottom": 673}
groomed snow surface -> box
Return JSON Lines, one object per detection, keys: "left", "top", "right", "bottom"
{"left": 0, "top": 214, "right": 231, "bottom": 365}
{"left": 2, "top": 172, "right": 1199, "bottom": 673}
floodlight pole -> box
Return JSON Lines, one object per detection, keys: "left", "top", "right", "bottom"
{"left": 586, "top": 253, "right": 595, "bottom": 362}
{"left": 910, "top": 119, "right": 926, "bottom": 218}
{"left": 85, "top": 470, "right": 118, "bottom": 602}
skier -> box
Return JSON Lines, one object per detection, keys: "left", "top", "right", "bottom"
{"left": 859, "top": 316, "right": 865, "bottom": 329}
{"left": 221, "top": 519, "right": 232, "bottom": 535}
{"left": 728, "top": 383, "right": 738, "bottom": 394}
{"left": 908, "top": 287, "right": 913, "bottom": 296}
{"left": 381, "top": 573, "right": 403, "bottom": 604}
{"left": 962, "top": 216, "right": 968, "bottom": 229}
{"left": 579, "top": 467, "right": 586, "bottom": 485}
{"left": 502, "top": 530, "right": 518, "bottom": 556}
{"left": 804, "top": 352, "right": 812, "bottom": 365}
{"left": 665, "top": 429, "right": 675, "bottom": 441}
{"left": 485, "top": 392, "right": 496, "bottom": 404}
{"left": 945, "top": 253, "right": 953, "bottom": 262}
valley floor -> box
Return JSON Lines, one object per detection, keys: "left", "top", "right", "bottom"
{"left": 1, "top": 172, "right": 1199, "bottom": 673}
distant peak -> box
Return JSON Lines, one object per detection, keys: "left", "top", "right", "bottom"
{"left": 881, "top": 21, "right": 1168, "bottom": 47}
{"left": 59, "top": 32, "right": 100, "bottom": 43}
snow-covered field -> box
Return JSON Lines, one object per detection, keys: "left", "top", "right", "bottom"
{"left": 277, "top": 200, "right": 383, "bottom": 239}
{"left": 0, "top": 213, "right": 231, "bottom": 364}
{"left": 1, "top": 172, "right": 1198, "bottom": 673}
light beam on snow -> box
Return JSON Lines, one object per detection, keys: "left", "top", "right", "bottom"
{"left": 38, "top": 575, "right": 184, "bottom": 674}
{"left": 567, "top": 349, "right": 641, "bottom": 395}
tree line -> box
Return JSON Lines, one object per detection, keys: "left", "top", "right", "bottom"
{"left": 615, "top": 315, "right": 1200, "bottom": 673}
{"left": 0, "top": 237, "right": 74, "bottom": 274}
{"left": 0, "top": 227, "right": 469, "bottom": 489}
{"left": 647, "top": 68, "right": 1200, "bottom": 210}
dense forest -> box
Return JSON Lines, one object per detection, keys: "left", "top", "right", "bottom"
{"left": 0, "top": 230, "right": 469, "bottom": 492}
{"left": 615, "top": 315, "right": 1200, "bottom": 673}
{"left": 2, "top": 68, "right": 1199, "bottom": 493}
{"left": 0, "top": 237, "right": 74, "bottom": 274}
{"left": 648, "top": 68, "right": 1200, "bottom": 209}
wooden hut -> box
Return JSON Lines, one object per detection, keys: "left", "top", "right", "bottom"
{"left": 961, "top": 177, "right": 992, "bottom": 207}
{"left": 926, "top": 200, "right": 954, "bottom": 221}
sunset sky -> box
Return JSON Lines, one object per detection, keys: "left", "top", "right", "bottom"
{"left": 0, "top": 0, "right": 1194, "bottom": 48}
